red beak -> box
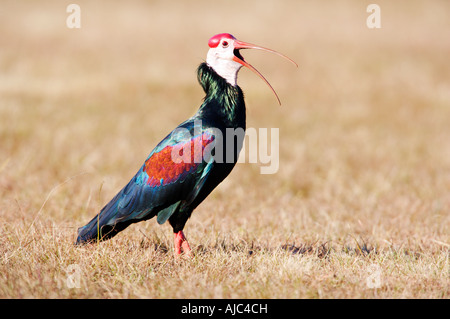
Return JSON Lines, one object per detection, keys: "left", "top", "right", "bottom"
{"left": 232, "top": 39, "right": 298, "bottom": 105}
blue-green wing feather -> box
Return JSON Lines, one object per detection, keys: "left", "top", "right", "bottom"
{"left": 76, "top": 121, "right": 216, "bottom": 243}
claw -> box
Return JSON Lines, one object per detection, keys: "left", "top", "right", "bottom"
{"left": 174, "top": 230, "right": 193, "bottom": 257}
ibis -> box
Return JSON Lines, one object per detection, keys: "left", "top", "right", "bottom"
{"left": 76, "top": 33, "right": 297, "bottom": 256}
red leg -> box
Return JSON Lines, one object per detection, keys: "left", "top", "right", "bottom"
{"left": 173, "top": 230, "right": 193, "bottom": 257}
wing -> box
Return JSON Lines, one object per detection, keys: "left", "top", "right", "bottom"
{"left": 76, "top": 120, "right": 217, "bottom": 243}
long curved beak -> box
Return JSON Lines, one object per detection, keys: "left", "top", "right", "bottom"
{"left": 232, "top": 39, "right": 298, "bottom": 105}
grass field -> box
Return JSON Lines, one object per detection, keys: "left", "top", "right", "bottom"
{"left": 0, "top": 0, "right": 449, "bottom": 298}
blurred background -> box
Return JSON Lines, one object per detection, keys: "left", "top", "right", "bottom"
{"left": 0, "top": 0, "right": 449, "bottom": 299}
{"left": 0, "top": 0, "right": 449, "bottom": 243}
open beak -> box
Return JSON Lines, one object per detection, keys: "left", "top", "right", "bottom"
{"left": 232, "top": 39, "right": 298, "bottom": 105}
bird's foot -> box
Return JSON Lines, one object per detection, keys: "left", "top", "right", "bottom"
{"left": 174, "top": 230, "right": 193, "bottom": 258}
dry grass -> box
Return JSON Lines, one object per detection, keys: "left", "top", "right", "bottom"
{"left": 0, "top": 0, "right": 449, "bottom": 298}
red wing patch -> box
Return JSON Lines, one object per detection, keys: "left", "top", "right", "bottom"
{"left": 143, "top": 133, "right": 215, "bottom": 187}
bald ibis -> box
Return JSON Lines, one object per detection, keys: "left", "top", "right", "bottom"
{"left": 76, "top": 33, "right": 296, "bottom": 256}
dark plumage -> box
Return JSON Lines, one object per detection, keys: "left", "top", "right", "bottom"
{"left": 76, "top": 33, "right": 295, "bottom": 255}
{"left": 76, "top": 63, "right": 245, "bottom": 252}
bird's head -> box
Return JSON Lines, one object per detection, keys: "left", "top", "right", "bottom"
{"left": 206, "top": 33, "right": 297, "bottom": 104}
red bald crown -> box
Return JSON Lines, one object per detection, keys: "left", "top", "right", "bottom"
{"left": 208, "top": 33, "right": 236, "bottom": 48}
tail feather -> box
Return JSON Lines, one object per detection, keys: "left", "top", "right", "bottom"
{"left": 76, "top": 192, "right": 132, "bottom": 244}
{"left": 75, "top": 173, "right": 163, "bottom": 245}
{"left": 75, "top": 177, "right": 147, "bottom": 244}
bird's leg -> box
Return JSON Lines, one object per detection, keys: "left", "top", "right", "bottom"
{"left": 173, "top": 230, "right": 192, "bottom": 257}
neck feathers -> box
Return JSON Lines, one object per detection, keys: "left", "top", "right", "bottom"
{"left": 196, "top": 63, "right": 245, "bottom": 125}
{"left": 197, "top": 63, "right": 242, "bottom": 105}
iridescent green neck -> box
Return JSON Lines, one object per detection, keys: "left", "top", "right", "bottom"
{"left": 196, "top": 63, "right": 245, "bottom": 124}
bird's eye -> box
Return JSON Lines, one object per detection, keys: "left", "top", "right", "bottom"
{"left": 222, "top": 41, "right": 229, "bottom": 48}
